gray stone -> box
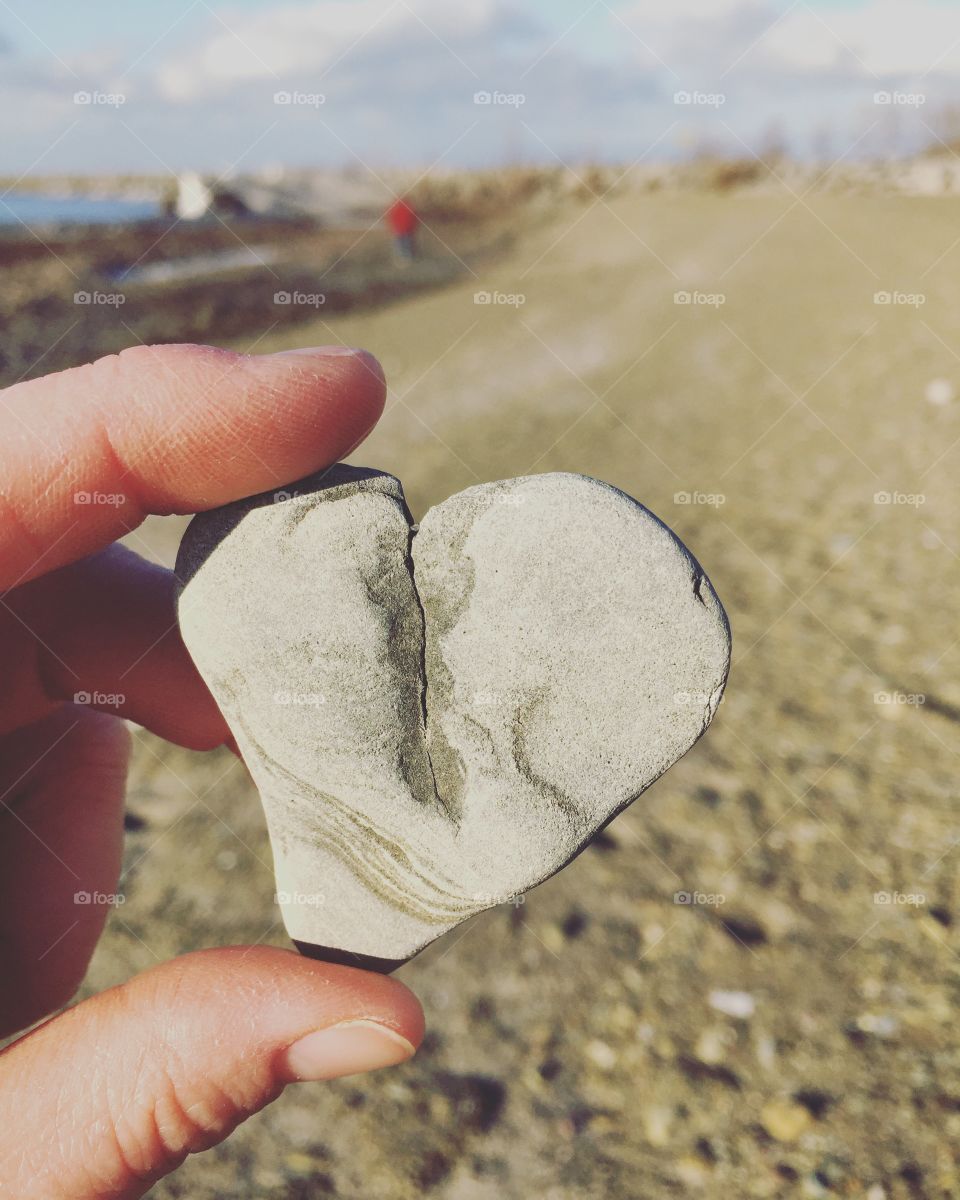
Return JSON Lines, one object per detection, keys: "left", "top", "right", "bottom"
{"left": 176, "top": 467, "right": 730, "bottom": 964}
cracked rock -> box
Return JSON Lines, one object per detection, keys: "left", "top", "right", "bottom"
{"left": 175, "top": 466, "right": 730, "bottom": 966}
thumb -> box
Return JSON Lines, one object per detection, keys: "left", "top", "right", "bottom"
{"left": 0, "top": 946, "right": 424, "bottom": 1200}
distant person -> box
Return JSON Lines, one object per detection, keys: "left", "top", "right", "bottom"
{"left": 386, "top": 196, "right": 419, "bottom": 265}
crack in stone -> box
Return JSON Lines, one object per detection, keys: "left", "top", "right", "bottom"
{"left": 404, "top": 519, "right": 446, "bottom": 818}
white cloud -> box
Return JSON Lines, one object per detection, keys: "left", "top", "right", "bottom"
{"left": 764, "top": 0, "right": 960, "bottom": 76}
{"left": 2, "top": 0, "right": 959, "bottom": 172}
{"left": 619, "top": 0, "right": 960, "bottom": 80}
{"left": 154, "top": 0, "right": 512, "bottom": 101}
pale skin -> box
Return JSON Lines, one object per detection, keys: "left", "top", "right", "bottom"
{"left": 0, "top": 344, "right": 425, "bottom": 1199}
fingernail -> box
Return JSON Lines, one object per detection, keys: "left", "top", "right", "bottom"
{"left": 271, "top": 345, "right": 363, "bottom": 357}
{"left": 283, "top": 1020, "right": 415, "bottom": 1082}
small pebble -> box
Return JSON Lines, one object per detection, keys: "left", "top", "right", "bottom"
{"left": 709, "top": 989, "right": 756, "bottom": 1019}
{"left": 926, "top": 378, "right": 954, "bottom": 406}
{"left": 642, "top": 1104, "right": 673, "bottom": 1146}
{"left": 695, "top": 1026, "right": 732, "bottom": 1065}
{"left": 856, "top": 1013, "right": 899, "bottom": 1039}
{"left": 585, "top": 1040, "right": 617, "bottom": 1071}
{"left": 761, "top": 1098, "right": 812, "bottom": 1142}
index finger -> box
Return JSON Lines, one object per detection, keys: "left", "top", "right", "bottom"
{"left": 0, "top": 343, "right": 386, "bottom": 589}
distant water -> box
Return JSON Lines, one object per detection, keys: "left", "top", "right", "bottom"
{"left": 116, "top": 245, "right": 279, "bottom": 285}
{"left": 0, "top": 193, "right": 163, "bottom": 227}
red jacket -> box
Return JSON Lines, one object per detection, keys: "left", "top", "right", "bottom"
{"left": 386, "top": 199, "right": 418, "bottom": 236}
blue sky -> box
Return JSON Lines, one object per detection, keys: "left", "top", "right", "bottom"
{"left": 1, "top": 0, "right": 918, "bottom": 55}
{"left": 15, "top": 0, "right": 610, "bottom": 56}
{"left": 0, "top": 0, "right": 955, "bottom": 173}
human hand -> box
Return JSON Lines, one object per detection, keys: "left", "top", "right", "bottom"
{"left": 0, "top": 344, "right": 424, "bottom": 1199}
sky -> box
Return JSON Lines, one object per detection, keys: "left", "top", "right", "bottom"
{"left": 0, "top": 0, "right": 958, "bottom": 174}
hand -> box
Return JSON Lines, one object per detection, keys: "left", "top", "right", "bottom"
{"left": 0, "top": 344, "right": 424, "bottom": 1199}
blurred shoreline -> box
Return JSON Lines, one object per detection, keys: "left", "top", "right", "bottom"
{"left": 4, "top": 155, "right": 960, "bottom": 388}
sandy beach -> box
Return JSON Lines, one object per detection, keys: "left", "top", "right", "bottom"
{"left": 39, "top": 181, "right": 958, "bottom": 1197}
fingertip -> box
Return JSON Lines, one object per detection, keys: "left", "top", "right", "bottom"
{"left": 281, "top": 1019, "right": 416, "bottom": 1083}
{"left": 0, "top": 943, "right": 425, "bottom": 1195}
{"left": 149, "top": 944, "right": 426, "bottom": 1051}
{"left": 0, "top": 342, "right": 389, "bottom": 588}
{"left": 248, "top": 345, "right": 386, "bottom": 458}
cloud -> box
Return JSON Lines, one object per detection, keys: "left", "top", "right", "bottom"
{"left": 1, "top": 0, "right": 958, "bottom": 172}
{"left": 619, "top": 0, "right": 960, "bottom": 80}
{"left": 153, "top": 0, "right": 535, "bottom": 101}
{"left": 139, "top": 0, "right": 659, "bottom": 170}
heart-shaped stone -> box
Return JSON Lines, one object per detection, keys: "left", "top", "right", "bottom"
{"left": 176, "top": 467, "right": 730, "bottom": 968}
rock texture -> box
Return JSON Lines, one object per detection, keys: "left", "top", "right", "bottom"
{"left": 176, "top": 467, "right": 730, "bottom": 964}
